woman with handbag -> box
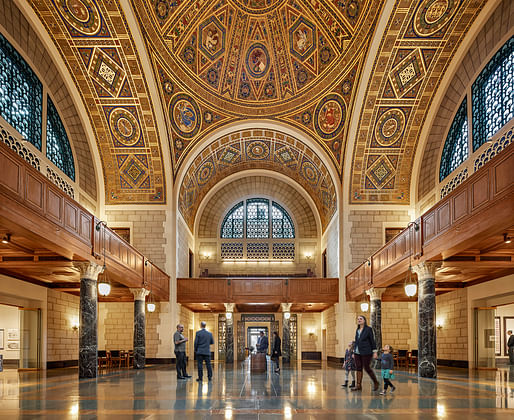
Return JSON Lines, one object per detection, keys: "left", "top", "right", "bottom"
{"left": 351, "top": 315, "right": 380, "bottom": 392}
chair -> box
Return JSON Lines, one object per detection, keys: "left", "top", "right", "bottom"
{"left": 98, "top": 350, "right": 108, "bottom": 369}
{"left": 123, "top": 350, "right": 134, "bottom": 368}
{"left": 109, "top": 350, "right": 123, "bottom": 368}
{"left": 409, "top": 349, "right": 418, "bottom": 368}
{"left": 396, "top": 349, "right": 408, "bottom": 368}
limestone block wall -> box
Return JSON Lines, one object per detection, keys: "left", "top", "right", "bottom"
{"left": 146, "top": 305, "right": 161, "bottom": 358}
{"left": 179, "top": 305, "right": 195, "bottom": 357}
{"left": 104, "top": 209, "right": 167, "bottom": 270}
{"left": 47, "top": 290, "right": 79, "bottom": 362}
{"left": 348, "top": 210, "right": 411, "bottom": 271}
{"left": 436, "top": 289, "right": 468, "bottom": 361}
{"left": 177, "top": 216, "right": 193, "bottom": 278}
{"left": 300, "top": 313, "right": 320, "bottom": 353}
{"left": 381, "top": 302, "right": 417, "bottom": 351}
{"left": 322, "top": 306, "right": 337, "bottom": 357}
{"left": 101, "top": 302, "right": 133, "bottom": 351}
{"left": 322, "top": 215, "right": 339, "bottom": 278}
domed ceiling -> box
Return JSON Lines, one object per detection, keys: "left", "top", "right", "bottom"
{"left": 132, "top": 0, "right": 383, "bottom": 175}
{"left": 25, "top": 0, "right": 487, "bottom": 206}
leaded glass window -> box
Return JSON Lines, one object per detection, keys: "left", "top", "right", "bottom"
{"left": 0, "top": 33, "right": 42, "bottom": 149}
{"left": 439, "top": 98, "right": 468, "bottom": 181}
{"left": 46, "top": 96, "right": 75, "bottom": 181}
{"left": 246, "top": 199, "right": 269, "bottom": 239}
{"left": 272, "top": 202, "right": 295, "bottom": 238}
{"left": 472, "top": 36, "right": 514, "bottom": 151}
{"left": 221, "top": 202, "right": 244, "bottom": 238}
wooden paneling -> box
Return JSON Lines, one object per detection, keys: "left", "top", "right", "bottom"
{"left": 25, "top": 172, "right": 44, "bottom": 211}
{"left": 471, "top": 173, "right": 489, "bottom": 211}
{"left": 177, "top": 278, "right": 228, "bottom": 302}
{"left": 1, "top": 152, "right": 21, "bottom": 195}
{"left": 494, "top": 152, "right": 514, "bottom": 196}
{"left": 46, "top": 187, "right": 63, "bottom": 224}
{"left": 288, "top": 278, "right": 338, "bottom": 303}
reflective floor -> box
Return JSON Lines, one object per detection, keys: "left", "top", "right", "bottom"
{"left": 1, "top": 361, "right": 514, "bottom": 419}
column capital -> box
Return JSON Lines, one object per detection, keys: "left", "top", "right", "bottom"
{"left": 281, "top": 302, "right": 292, "bottom": 313}
{"left": 366, "top": 287, "right": 387, "bottom": 300}
{"left": 130, "top": 288, "right": 150, "bottom": 301}
{"left": 412, "top": 261, "right": 442, "bottom": 281}
{"left": 224, "top": 303, "right": 235, "bottom": 313}
{"left": 74, "top": 261, "right": 104, "bottom": 280}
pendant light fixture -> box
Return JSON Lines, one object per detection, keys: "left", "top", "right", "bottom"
{"left": 146, "top": 260, "right": 156, "bottom": 313}
{"left": 96, "top": 221, "right": 111, "bottom": 297}
{"left": 404, "top": 222, "right": 418, "bottom": 297}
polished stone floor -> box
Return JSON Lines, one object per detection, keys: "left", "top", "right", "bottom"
{"left": 1, "top": 360, "right": 514, "bottom": 419}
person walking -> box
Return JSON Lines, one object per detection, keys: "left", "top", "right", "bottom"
{"left": 378, "top": 344, "right": 396, "bottom": 395}
{"left": 351, "top": 315, "right": 380, "bottom": 392}
{"left": 174, "top": 324, "right": 190, "bottom": 379}
{"left": 271, "top": 331, "right": 282, "bottom": 373}
{"left": 341, "top": 341, "right": 356, "bottom": 388}
{"left": 508, "top": 330, "right": 514, "bottom": 364}
{"left": 194, "top": 321, "right": 214, "bottom": 382}
{"left": 256, "top": 331, "right": 269, "bottom": 353}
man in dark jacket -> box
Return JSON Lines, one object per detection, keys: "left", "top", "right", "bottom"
{"left": 194, "top": 321, "right": 214, "bottom": 381}
{"left": 271, "top": 331, "right": 282, "bottom": 373}
{"left": 508, "top": 330, "right": 514, "bottom": 364}
{"left": 256, "top": 331, "right": 269, "bottom": 353}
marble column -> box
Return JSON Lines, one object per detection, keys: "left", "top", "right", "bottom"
{"left": 224, "top": 303, "right": 234, "bottom": 363}
{"left": 130, "top": 288, "right": 150, "bottom": 369}
{"left": 74, "top": 262, "right": 103, "bottom": 379}
{"left": 366, "top": 287, "right": 386, "bottom": 357}
{"left": 412, "top": 262, "right": 441, "bottom": 378}
{"left": 281, "top": 303, "right": 292, "bottom": 363}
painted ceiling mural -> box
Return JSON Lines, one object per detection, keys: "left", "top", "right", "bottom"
{"left": 27, "top": 0, "right": 166, "bottom": 204}
{"left": 349, "top": 0, "right": 486, "bottom": 203}
{"left": 132, "top": 0, "right": 383, "bottom": 178}
{"left": 178, "top": 128, "right": 337, "bottom": 232}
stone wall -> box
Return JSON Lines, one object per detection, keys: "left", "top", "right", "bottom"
{"left": 436, "top": 289, "right": 468, "bottom": 361}
{"left": 47, "top": 290, "right": 79, "bottom": 362}
{"left": 348, "top": 210, "right": 411, "bottom": 271}
{"left": 104, "top": 209, "right": 167, "bottom": 270}
{"left": 177, "top": 216, "right": 193, "bottom": 278}
{"left": 323, "top": 215, "right": 339, "bottom": 278}
{"left": 322, "top": 306, "right": 337, "bottom": 357}
{"left": 301, "top": 313, "right": 320, "bottom": 353}
{"left": 101, "top": 302, "right": 133, "bottom": 351}
{"left": 146, "top": 305, "right": 161, "bottom": 358}
{"left": 381, "top": 302, "right": 417, "bottom": 351}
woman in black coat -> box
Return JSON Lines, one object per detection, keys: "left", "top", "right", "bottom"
{"left": 351, "top": 315, "right": 379, "bottom": 392}
{"left": 271, "top": 331, "right": 282, "bottom": 373}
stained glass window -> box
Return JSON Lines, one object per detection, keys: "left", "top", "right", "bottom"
{"left": 0, "top": 33, "right": 42, "bottom": 149}
{"left": 46, "top": 96, "right": 75, "bottom": 181}
{"left": 246, "top": 199, "right": 269, "bottom": 238}
{"left": 221, "top": 202, "right": 244, "bottom": 238}
{"left": 272, "top": 202, "right": 295, "bottom": 238}
{"left": 472, "top": 36, "right": 514, "bottom": 151}
{"left": 439, "top": 98, "right": 468, "bottom": 181}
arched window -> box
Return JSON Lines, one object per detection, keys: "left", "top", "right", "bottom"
{"left": 220, "top": 199, "right": 295, "bottom": 239}
{"left": 439, "top": 98, "right": 468, "bottom": 181}
{"left": 472, "top": 36, "right": 514, "bottom": 151}
{"left": 0, "top": 33, "right": 42, "bottom": 150}
{"left": 46, "top": 96, "right": 76, "bottom": 181}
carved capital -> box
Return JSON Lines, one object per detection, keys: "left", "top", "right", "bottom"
{"left": 74, "top": 261, "right": 104, "bottom": 281}
{"left": 130, "top": 288, "right": 150, "bottom": 301}
{"left": 281, "top": 302, "right": 292, "bottom": 313}
{"left": 224, "top": 303, "right": 235, "bottom": 313}
{"left": 366, "top": 287, "right": 386, "bottom": 301}
{"left": 412, "top": 262, "right": 442, "bottom": 281}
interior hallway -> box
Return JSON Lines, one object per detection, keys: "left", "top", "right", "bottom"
{"left": 1, "top": 362, "right": 514, "bottom": 419}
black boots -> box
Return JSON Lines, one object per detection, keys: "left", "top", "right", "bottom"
{"left": 341, "top": 380, "right": 348, "bottom": 388}
{"left": 349, "top": 380, "right": 356, "bottom": 388}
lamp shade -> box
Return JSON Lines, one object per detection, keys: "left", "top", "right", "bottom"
{"left": 405, "top": 283, "right": 417, "bottom": 297}
{"left": 98, "top": 281, "right": 111, "bottom": 297}
{"left": 284, "top": 312, "right": 291, "bottom": 319}
{"left": 225, "top": 312, "right": 232, "bottom": 320}
{"left": 360, "top": 302, "right": 369, "bottom": 312}
{"left": 147, "top": 302, "right": 156, "bottom": 312}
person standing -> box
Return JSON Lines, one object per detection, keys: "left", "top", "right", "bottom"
{"left": 341, "top": 341, "right": 356, "bottom": 388}
{"left": 351, "top": 315, "right": 380, "bottom": 392}
{"left": 378, "top": 344, "right": 396, "bottom": 395}
{"left": 271, "top": 331, "right": 282, "bottom": 373}
{"left": 508, "top": 330, "right": 514, "bottom": 364}
{"left": 194, "top": 321, "right": 214, "bottom": 382}
{"left": 256, "top": 331, "right": 269, "bottom": 353}
{"left": 174, "top": 324, "right": 190, "bottom": 380}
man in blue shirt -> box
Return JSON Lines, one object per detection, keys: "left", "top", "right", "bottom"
{"left": 256, "top": 331, "right": 268, "bottom": 353}
{"left": 194, "top": 321, "right": 214, "bottom": 381}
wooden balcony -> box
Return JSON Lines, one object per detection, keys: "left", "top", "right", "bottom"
{"left": 346, "top": 142, "right": 514, "bottom": 301}
{"left": 177, "top": 277, "right": 339, "bottom": 312}
{"left": 0, "top": 141, "right": 169, "bottom": 301}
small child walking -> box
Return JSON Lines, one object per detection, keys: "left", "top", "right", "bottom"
{"left": 341, "top": 341, "right": 356, "bottom": 388}
{"left": 379, "top": 344, "right": 396, "bottom": 395}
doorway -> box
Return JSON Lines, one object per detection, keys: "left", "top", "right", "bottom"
{"left": 474, "top": 307, "right": 496, "bottom": 369}
{"left": 322, "top": 329, "right": 327, "bottom": 361}
{"left": 248, "top": 327, "right": 268, "bottom": 352}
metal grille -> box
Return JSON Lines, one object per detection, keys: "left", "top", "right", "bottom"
{"left": 246, "top": 199, "right": 269, "bottom": 238}
{"left": 221, "top": 202, "right": 244, "bottom": 238}
{"left": 472, "top": 36, "right": 514, "bottom": 151}
{"left": 221, "top": 242, "right": 243, "bottom": 259}
{"left": 272, "top": 243, "right": 295, "bottom": 259}
{"left": 272, "top": 202, "right": 295, "bottom": 238}
{"left": 247, "top": 243, "right": 269, "bottom": 259}
{"left": 46, "top": 96, "right": 75, "bottom": 181}
{"left": 440, "top": 98, "right": 468, "bottom": 181}
{"left": 474, "top": 123, "right": 513, "bottom": 171}
{"left": 0, "top": 33, "right": 42, "bottom": 150}
{"left": 289, "top": 314, "right": 297, "bottom": 361}
{"left": 218, "top": 316, "right": 226, "bottom": 361}
{"left": 0, "top": 124, "right": 40, "bottom": 170}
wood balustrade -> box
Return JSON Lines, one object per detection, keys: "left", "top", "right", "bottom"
{"left": 346, "top": 142, "right": 514, "bottom": 301}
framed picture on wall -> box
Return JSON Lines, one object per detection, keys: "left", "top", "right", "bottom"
{"left": 504, "top": 317, "right": 514, "bottom": 356}
{"left": 7, "top": 329, "right": 19, "bottom": 341}
{"left": 495, "top": 317, "right": 501, "bottom": 355}
{"left": 0, "top": 329, "right": 4, "bottom": 350}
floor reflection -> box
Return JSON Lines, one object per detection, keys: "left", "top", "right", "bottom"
{"left": 0, "top": 362, "right": 513, "bottom": 418}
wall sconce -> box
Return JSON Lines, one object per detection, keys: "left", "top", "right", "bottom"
{"left": 1, "top": 233, "right": 11, "bottom": 244}
{"left": 202, "top": 252, "right": 211, "bottom": 260}
{"left": 225, "top": 312, "right": 232, "bottom": 320}
{"left": 436, "top": 320, "right": 443, "bottom": 330}
{"left": 284, "top": 312, "right": 291, "bottom": 320}
{"left": 305, "top": 253, "right": 312, "bottom": 260}
{"left": 360, "top": 302, "right": 369, "bottom": 312}
{"left": 72, "top": 322, "right": 79, "bottom": 332}
{"left": 504, "top": 233, "right": 512, "bottom": 244}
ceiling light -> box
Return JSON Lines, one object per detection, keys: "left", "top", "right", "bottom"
{"left": 405, "top": 283, "right": 417, "bottom": 297}
{"left": 284, "top": 312, "right": 291, "bottom": 320}
{"left": 225, "top": 312, "right": 232, "bottom": 320}
{"left": 360, "top": 302, "right": 369, "bottom": 312}
{"left": 1, "top": 233, "right": 11, "bottom": 244}
{"left": 504, "top": 233, "right": 512, "bottom": 244}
